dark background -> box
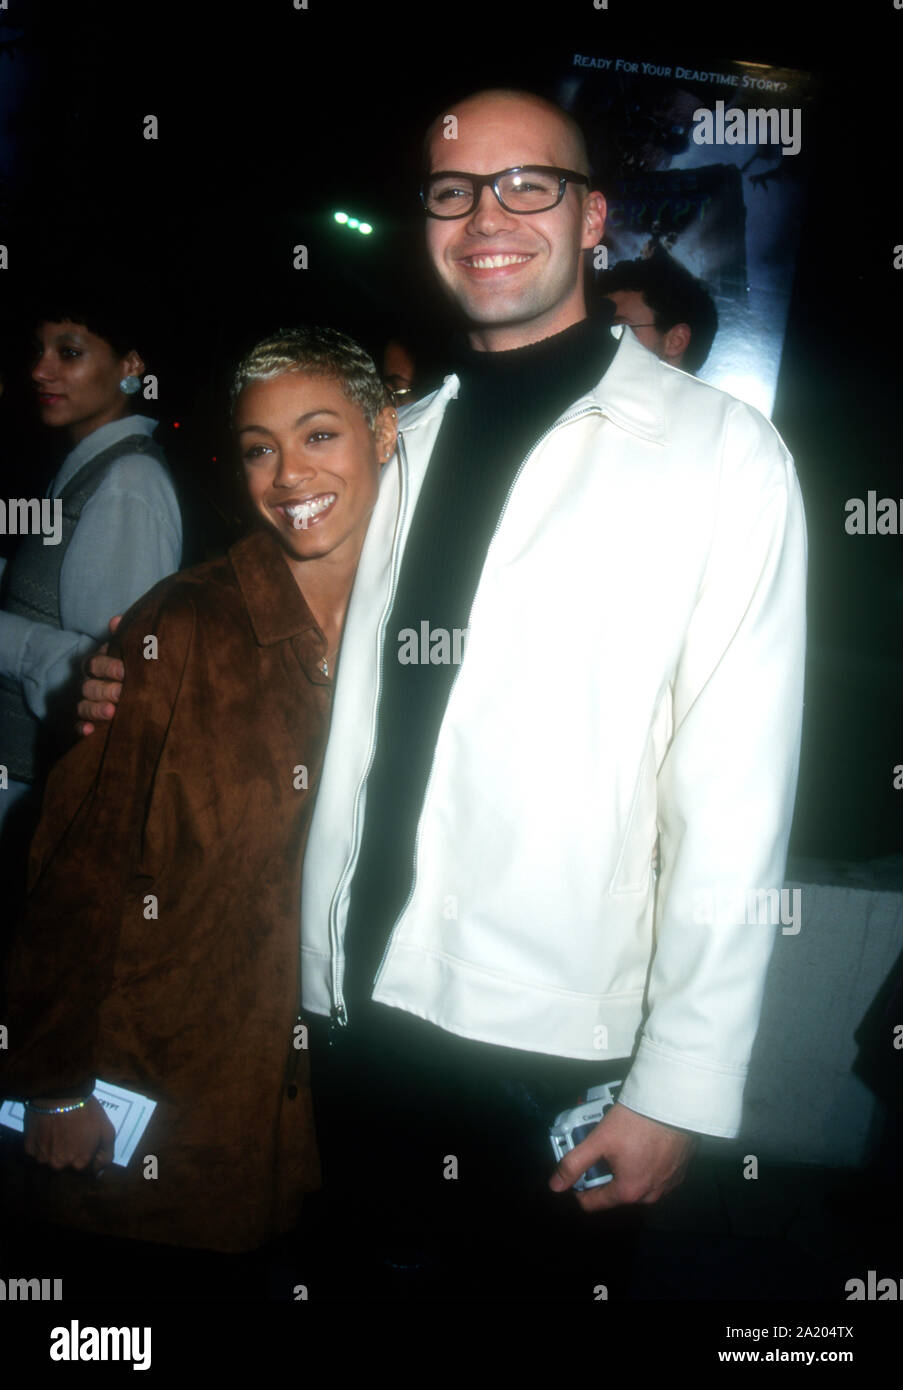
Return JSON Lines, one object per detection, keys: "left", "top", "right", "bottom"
{"left": 1, "top": 0, "right": 901, "bottom": 864}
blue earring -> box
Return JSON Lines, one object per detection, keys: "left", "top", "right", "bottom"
{"left": 119, "top": 376, "right": 141, "bottom": 395}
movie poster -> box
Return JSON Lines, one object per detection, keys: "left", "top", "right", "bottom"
{"left": 560, "top": 53, "right": 818, "bottom": 412}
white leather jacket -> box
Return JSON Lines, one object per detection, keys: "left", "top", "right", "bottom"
{"left": 301, "top": 327, "right": 807, "bottom": 1138}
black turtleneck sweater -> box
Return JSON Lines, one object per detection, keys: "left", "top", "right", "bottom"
{"left": 340, "top": 315, "right": 619, "bottom": 1029}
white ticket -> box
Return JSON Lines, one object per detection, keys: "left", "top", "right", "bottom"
{"left": 0, "top": 1081, "right": 157, "bottom": 1167}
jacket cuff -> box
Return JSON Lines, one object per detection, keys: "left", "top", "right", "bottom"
{"left": 2, "top": 1073, "right": 97, "bottom": 1105}
{"left": 33, "top": 1080, "right": 97, "bottom": 1102}
{"left": 617, "top": 1036, "right": 747, "bottom": 1138}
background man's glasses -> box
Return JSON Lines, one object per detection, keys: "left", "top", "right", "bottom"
{"left": 421, "top": 165, "right": 589, "bottom": 219}
{"left": 384, "top": 379, "right": 414, "bottom": 404}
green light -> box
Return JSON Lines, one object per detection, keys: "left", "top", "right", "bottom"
{"left": 334, "top": 210, "right": 373, "bottom": 236}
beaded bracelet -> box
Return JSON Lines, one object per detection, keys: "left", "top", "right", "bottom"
{"left": 24, "top": 1097, "right": 90, "bottom": 1116}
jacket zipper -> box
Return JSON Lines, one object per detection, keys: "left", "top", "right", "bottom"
{"left": 330, "top": 403, "right": 605, "bottom": 1028}
{"left": 327, "top": 437, "right": 413, "bottom": 1039}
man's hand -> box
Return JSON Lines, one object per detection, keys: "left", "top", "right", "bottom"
{"left": 549, "top": 1102, "right": 696, "bottom": 1211}
{"left": 24, "top": 1097, "right": 116, "bottom": 1175}
{"left": 76, "top": 615, "right": 123, "bottom": 736}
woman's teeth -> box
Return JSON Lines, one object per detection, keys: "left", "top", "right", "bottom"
{"left": 284, "top": 494, "right": 336, "bottom": 528}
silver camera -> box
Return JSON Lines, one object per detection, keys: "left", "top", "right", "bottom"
{"left": 549, "top": 1081, "right": 622, "bottom": 1190}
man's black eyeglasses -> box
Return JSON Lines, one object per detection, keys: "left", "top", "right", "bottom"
{"left": 421, "top": 166, "right": 590, "bottom": 219}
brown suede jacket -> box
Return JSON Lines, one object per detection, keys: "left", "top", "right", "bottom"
{"left": 1, "top": 527, "right": 331, "bottom": 1252}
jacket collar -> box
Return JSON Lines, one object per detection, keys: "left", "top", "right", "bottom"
{"left": 398, "top": 321, "right": 670, "bottom": 446}
{"left": 229, "top": 526, "right": 322, "bottom": 647}
{"left": 585, "top": 324, "right": 669, "bottom": 443}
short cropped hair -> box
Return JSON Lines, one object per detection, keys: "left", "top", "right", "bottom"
{"left": 230, "top": 325, "right": 390, "bottom": 429}
{"left": 597, "top": 250, "right": 719, "bottom": 373}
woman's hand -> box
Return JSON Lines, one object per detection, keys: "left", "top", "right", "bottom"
{"left": 76, "top": 615, "right": 124, "bottom": 736}
{"left": 24, "top": 1097, "right": 116, "bottom": 1174}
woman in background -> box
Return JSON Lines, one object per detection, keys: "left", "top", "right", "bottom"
{"left": 0, "top": 289, "right": 182, "bottom": 916}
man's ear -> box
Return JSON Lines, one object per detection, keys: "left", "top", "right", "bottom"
{"left": 581, "top": 190, "right": 606, "bottom": 251}
{"left": 662, "top": 323, "right": 691, "bottom": 365}
{"left": 373, "top": 404, "right": 398, "bottom": 465}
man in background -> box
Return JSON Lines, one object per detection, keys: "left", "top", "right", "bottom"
{"left": 597, "top": 248, "right": 718, "bottom": 372}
